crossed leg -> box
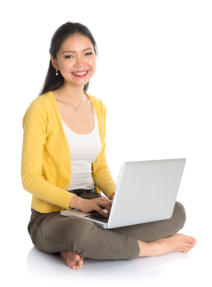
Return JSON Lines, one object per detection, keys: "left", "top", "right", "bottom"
{"left": 60, "top": 201, "right": 196, "bottom": 269}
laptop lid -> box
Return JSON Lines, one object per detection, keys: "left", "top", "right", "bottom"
{"left": 107, "top": 158, "right": 186, "bottom": 229}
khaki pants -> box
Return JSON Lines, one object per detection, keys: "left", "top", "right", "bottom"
{"left": 27, "top": 189, "right": 186, "bottom": 260}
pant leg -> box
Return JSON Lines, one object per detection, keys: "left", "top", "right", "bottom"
{"left": 111, "top": 201, "right": 186, "bottom": 242}
{"left": 27, "top": 190, "right": 186, "bottom": 260}
{"left": 27, "top": 209, "right": 140, "bottom": 260}
{"left": 27, "top": 190, "right": 139, "bottom": 260}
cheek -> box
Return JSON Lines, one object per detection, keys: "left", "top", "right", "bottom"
{"left": 88, "top": 56, "right": 96, "bottom": 67}
{"left": 60, "top": 61, "right": 74, "bottom": 71}
{"left": 88, "top": 59, "right": 96, "bottom": 74}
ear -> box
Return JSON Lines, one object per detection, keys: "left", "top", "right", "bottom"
{"left": 50, "top": 56, "right": 58, "bottom": 70}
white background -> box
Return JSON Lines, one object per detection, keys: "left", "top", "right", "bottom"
{"left": 1, "top": 0, "right": 212, "bottom": 286}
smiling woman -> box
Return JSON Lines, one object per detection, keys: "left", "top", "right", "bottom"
{"left": 21, "top": 21, "right": 196, "bottom": 272}
{"left": 40, "top": 22, "right": 98, "bottom": 96}
{"left": 50, "top": 33, "right": 96, "bottom": 90}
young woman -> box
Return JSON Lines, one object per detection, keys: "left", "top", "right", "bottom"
{"left": 21, "top": 22, "right": 196, "bottom": 270}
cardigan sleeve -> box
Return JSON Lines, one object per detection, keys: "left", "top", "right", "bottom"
{"left": 21, "top": 98, "right": 74, "bottom": 209}
{"left": 92, "top": 101, "right": 116, "bottom": 199}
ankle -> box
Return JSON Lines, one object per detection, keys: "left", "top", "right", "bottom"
{"left": 137, "top": 239, "right": 161, "bottom": 257}
{"left": 137, "top": 240, "right": 149, "bottom": 257}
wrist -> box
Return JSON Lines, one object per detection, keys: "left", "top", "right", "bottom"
{"left": 69, "top": 195, "right": 82, "bottom": 209}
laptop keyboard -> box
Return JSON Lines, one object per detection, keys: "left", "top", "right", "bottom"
{"left": 85, "top": 211, "right": 109, "bottom": 223}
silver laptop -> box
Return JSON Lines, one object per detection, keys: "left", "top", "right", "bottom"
{"left": 60, "top": 158, "right": 186, "bottom": 229}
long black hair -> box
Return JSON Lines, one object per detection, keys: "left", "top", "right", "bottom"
{"left": 39, "top": 22, "right": 98, "bottom": 96}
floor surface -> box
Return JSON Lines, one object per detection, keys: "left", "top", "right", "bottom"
{"left": 3, "top": 195, "right": 211, "bottom": 287}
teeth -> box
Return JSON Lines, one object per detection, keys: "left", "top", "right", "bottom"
{"left": 73, "top": 71, "right": 87, "bottom": 75}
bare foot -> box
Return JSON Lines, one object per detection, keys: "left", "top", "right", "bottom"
{"left": 60, "top": 251, "right": 84, "bottom": 270}
{"left": 138, "top": 233, "right": 197, "bottom": 257}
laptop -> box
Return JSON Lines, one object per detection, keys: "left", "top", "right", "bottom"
{"left": 60, "top": 158, "right": 186, "bottom": 229}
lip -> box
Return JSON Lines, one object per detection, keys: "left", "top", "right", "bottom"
{"left": 72, "top": 70, "right": 88, "bottom": 78}
{"left": 73, "top": 70, "right": 88, "bottom": 73}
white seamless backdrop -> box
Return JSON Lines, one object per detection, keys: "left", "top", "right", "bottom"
{"left": 1, "top": 0, "right": 212, "bottom": 286}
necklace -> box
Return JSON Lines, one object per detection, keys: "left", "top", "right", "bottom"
{"left": 55, "top": 91, "right": 84, "bottom": 111}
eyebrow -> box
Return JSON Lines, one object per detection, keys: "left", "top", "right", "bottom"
{"left": 60, "top": 47, "right": 93, "bottom": 54}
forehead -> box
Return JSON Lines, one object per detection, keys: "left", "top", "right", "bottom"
{"left": 59, "top": 34, "right": 93, "bottom": 53}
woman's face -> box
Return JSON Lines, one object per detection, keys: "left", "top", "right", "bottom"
{"left": 51, "top": 33, "right": 96, "bottom": 88}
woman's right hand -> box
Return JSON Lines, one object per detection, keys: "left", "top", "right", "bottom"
{"left": 69, "top": 195, "right": 112, "bottom": 217}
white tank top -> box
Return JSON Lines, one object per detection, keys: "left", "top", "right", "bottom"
{"left": 61, "top": 110, "right": 101, "bottom": 191}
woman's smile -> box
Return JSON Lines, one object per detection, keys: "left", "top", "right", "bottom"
{"left": 72, "top": 70, "right": 89, "bottom": 78}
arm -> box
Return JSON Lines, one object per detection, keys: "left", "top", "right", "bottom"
{"left": 21, "top": 98, "right": 74, "bottom": 209}
{"left": 92, "top": 101, "right": 116, "bottom": 199}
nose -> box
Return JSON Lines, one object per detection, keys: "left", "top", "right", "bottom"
{"left": 74, "top": 55, "right": 85, "bottom": 67}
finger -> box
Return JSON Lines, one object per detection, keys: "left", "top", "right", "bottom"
{"left": 96, "top": 206, "right": 108, "bottom": 217}
{"left": 99, "top": 197, "right": 112, "bottom": 203}
{"left": 99, "top": 197, "right": 112, "bottom": 206}
{"left": 98, "top": 201, "right": 111, "bottom": 213}
{"left": 105, "top": 204, "right": 111, "bottom": 214}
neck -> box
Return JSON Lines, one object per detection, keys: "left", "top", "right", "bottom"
{"left": 56, "top": 83, "right": 86, "bottom": 103}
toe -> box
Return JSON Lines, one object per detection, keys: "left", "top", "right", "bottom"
{"left": 76, "top": 259, "right": 83, "bottom": 268}
{"left": 79, "top": 257, "right": 84, "bottom": 264}
{"left": 71, "top": 252, "right": 81, "bottom": 263}
{"left": 67, "top": 262, "right": 74, "bottom": 268}
{"left": 189, "top": 237, "right": 196, "bottom": 244}
{"left": 192, "top": 238, "right": 197, "bottom": 245}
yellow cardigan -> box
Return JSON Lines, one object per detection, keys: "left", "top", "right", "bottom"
{"left": 21, "top": 91, "right": 116, "bottom": 213}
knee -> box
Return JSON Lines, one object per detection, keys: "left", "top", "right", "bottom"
{"left": 56, "top": 217, "right": 95, "bottom": 243}
{"left": 33, "top": 217, "right": 96, "bottom": 254}
{"left": 172, "top": 201, "right": 186, "bottom": 229}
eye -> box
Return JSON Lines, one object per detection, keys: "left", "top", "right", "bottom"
{"left": 85, "top": 52, "right": 93, "bottom": 56}
{"left": 64, "top": 55, "right": 73, "bottom": 59}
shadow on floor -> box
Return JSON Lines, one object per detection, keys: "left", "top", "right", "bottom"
{"left": 26, "top": 246, "right": 193, "bottom": 285}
